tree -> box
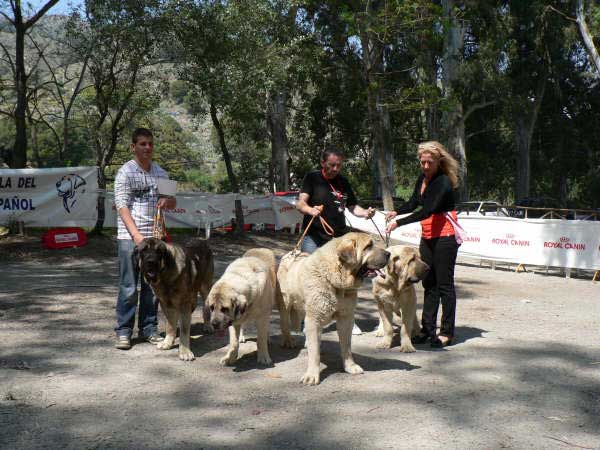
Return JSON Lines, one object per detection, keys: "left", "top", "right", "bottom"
{"left": 68, "top": 0, "right": 165, "bottom": 233}
{"left": 575, "top": 0, "right": 600, "bottom": 74}
{"left": 28, "top": 29, "right": 89, "bottom": 163}
{"left": 0, "top": 0, "right": 59, "bottom": 167}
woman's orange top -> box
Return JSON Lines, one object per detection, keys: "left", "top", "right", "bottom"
{"left": 420, "top": 210, "right": 456, "bottom": 239}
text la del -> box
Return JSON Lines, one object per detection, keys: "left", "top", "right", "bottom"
{"left": 0, "top": 177, "right": 37, "bottom": 189}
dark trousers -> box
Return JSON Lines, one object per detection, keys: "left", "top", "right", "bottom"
{"left": 115, "top": 239, "right": 159, "bottom": 338}
{"left": 419, "top": 236, "right": 459, "bottom": 338}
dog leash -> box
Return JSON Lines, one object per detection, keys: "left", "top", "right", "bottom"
{"left": 152, "top": 207, "right": 170, "bottom": 242}
{"left": 293, "top": 205, "right": 335, "bottom": 253}
{"left": 369, "top": 216, "right": 387, "bottom": 244}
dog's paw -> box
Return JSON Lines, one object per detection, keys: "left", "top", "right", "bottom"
{"left": 257, "top": 353, "right": 273, "bottom": 366}
{"left": 220, "top": 353, "right": 237, "bottom": 366}
{"left": 374, "top": 326, "right": 385, "bottom": 337}
{"left": 280, "top": 336, "right": 296, "bottom": 349}
{"left": 156, "top": 340, "right": 174, "bottom": 350}
{"left": 344, "top": 362, "right": 364, "bottom": 375}
{"left": 300, "top": 370, "right": 320, "bottom": 386}
{"left": 399, "top": 343, "right": 416, "bottom": 353}
{"left": 375, "top": 339, "right": 393, "bottom": 349}
{"left": 179, "top": 348, "right": 195, "bottom": 361}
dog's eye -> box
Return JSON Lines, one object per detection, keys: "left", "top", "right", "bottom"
{"left": 210, "top": 305, "right": 215, "bottom": 311}
{"left": 221, "top": 307, "right": 229, "bottom": 314}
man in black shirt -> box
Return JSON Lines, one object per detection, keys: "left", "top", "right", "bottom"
{"left": 296, "top": 146, "right": 375, "bottom": 334}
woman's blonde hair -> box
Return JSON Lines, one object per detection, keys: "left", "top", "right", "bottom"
{"left": 417, "top": 141, "right": 459, "bottom": 189}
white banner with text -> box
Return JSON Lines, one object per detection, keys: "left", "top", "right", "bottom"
{"left": 346, "top": 211, "right": 600, "bottom": 271}
{"left": 0, "top": 166, "right": 99, "bottom": 227}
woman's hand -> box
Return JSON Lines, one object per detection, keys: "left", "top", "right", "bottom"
{"left": 386, "top": 221, "right": 398, "bottom": 234}
{"left": 385, "top": 211, "right": 398, "bottom": 221}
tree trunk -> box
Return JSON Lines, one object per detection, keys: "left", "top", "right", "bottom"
{"left": 417, "top": 39, "right": 441, "bottom": 140}
{"left": 209, "top": 102, "right": 244, "bottom": 233}
{"left": 13, "top": 18, "right": 28, "bottom": 168}
{"left": 445, "top": 105, "right": 468, "bottom": 201}
{"left": 441, "top": 0, "right": 467, "bottom": 201}
{"left": 30, "top": 120, "right": 41, "bottom": 167}
{"left": 92, "top": 166, "right": 107, "bottom": 235}
{"left": 267, "top": 91, "right": 289, "bottom": 192}
{"left": 210, "top": 103, "right": 239, "bottom": 192}
{"left": 9, "top": 0, "right": 59, "bottom": 168}
{"left": 576, "top": 0, "right": 600, "bottom": 74}
{"left": 514, "top": 116, "right": 531, "bottom": 202}
{"left": 61, "top": 122, "right": 68, "bottom": 163}
{"left": 514, "top": 78, "right": 546, "bottom": 202}
{"left": 359, "top": 30, "right": 395, "bottom": 211}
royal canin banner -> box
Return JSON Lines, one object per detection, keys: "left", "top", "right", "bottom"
{"left": 346, "top": 211, "right": 600, "bottom": 271}
{"left": 0, "top": 167, "right": 99, "bottom": 227}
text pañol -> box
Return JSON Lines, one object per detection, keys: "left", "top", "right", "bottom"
{"left": 0, "top": 197, "right": 36, "bottom": 210}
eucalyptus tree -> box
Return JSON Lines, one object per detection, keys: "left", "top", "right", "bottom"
{"left": 301, "top": 1, "right": 431, "bottom": 210}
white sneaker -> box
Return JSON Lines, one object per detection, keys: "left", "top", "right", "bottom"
{"left": 352, "top": 322, "right": 362, "bottom": 335}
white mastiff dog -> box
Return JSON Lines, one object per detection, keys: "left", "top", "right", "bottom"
{"left": 278, "top": 232, "right": 390, "bottom": 386}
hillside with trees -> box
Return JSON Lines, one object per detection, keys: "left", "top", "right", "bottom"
{"left": 1, "top": 0, "right": 600, "bottom": 229}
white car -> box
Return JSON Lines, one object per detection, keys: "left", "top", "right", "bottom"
{"left": 457, "top": 201, "right": 510, "bottom": 217}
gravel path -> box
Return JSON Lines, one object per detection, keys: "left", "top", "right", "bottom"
{"left": 1, "top": 232, "right": 599, "bottom": 449}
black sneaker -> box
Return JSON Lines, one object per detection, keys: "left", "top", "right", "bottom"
{"left": 115, "top": 335, "right": 131, "bottom": 350}
{"left": 144, "top": 333, "right": 164, "bottom": 344}
{"left": 411, "top": 333, "right": 431, "bottom": 345}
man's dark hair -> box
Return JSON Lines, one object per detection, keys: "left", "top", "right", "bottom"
{"left": 132, "top": 127, "right": 153, "bottom": 143}
{"left": 320, "top": 145, "right": 344, "bottom": 161}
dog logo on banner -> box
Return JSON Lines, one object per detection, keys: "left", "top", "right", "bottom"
{"left": 56, "top": 174, "right": 87, "bottom": 213}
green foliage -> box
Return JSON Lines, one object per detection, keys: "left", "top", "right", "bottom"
{"left": 0, "top": 0, "right": 600, "bottom": 210}
{"left": 170, "top": 80, "right": 189, "bottom": 105}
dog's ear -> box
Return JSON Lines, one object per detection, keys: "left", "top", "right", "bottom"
{"left": 132, "top": 240, "right": 148, "bottom": 273}
{"left": 337, "top": 238, "right": 357, "bottom": 266}
{"left": 397, "top": 253, "right": 414, "bottom": 289}
{"left": 156, "top": 241, "right": 173, "bottom": 269}
{"left": 234, "top": 295, "right": 247, "bottom": 319}
{"left": 388, "top": 254, "right": 398, "bottom": 275}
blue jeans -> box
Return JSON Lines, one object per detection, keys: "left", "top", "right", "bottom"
{"left": 301, "top": 233, "right": 328, "bottom": 254}
{"left": 115, "top": 239, "right": 159, "bottom": 338}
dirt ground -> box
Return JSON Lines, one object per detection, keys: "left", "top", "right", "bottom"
{"left": 1, "top": 230, "right": 599, "bottom": 450}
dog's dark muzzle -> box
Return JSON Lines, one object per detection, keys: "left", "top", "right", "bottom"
{"left": 210, "top": 318, "right": 233, "bottom": 330}
{"left": 145, "top": 271, "right": 158, "bottom": 282}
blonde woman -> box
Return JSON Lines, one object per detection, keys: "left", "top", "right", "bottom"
{"left": 385, "top": 141, "right": 460, "bottom": 348}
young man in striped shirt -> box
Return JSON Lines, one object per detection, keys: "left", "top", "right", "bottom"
{"left": 113, "top": 128, "right": 176, "bottom": 350}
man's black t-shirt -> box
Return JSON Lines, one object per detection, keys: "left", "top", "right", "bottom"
{"left": 300, "top": 170, "right": 358, "bottom": 241}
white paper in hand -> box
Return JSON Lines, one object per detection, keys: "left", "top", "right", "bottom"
{"left": 157, "top": 178, "right": 177, "bottom": 196}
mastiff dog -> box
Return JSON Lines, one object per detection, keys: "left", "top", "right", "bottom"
{"left": 277, "top": 232, "right": 390, "bottom": 386}
{"left": 134, "top": 237, "right": 214, "bottom": 361}
{"left": 205, "top": 248, "right": 278, "bottom": 367}
{"left": 372, "top": 245, "right": 429, "bottom": 352}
